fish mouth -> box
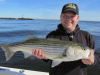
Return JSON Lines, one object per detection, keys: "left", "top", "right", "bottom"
{"left": 88, "top": 49, "right": 95, "bottom": 59}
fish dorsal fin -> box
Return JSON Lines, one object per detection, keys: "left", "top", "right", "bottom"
{"left": 47, "top": 38, "right": 61, "bottom": 42}
{"left": 25, "top": 35, "right": 39, "bottom": 41}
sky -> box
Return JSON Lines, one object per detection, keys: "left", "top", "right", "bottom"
{"left": 0, "top": 0, "right": 100, "bottom": 21}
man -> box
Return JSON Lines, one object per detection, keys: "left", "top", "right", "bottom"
{"left": 32, "top": 3, "right": 98, "bottom": 75}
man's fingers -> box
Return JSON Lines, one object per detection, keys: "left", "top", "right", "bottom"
{"left": 39, "top": 49, "right": 42, "bottom": 56}
{"left": 82, "top": 59, "right": 94, "bottom": 65}
{"left": 32, "top": 50, "right": 35, "bottom": 55}
{"left": 32, "top": 49, "right": 46, "bottom": 59}
{"left": 35, "top": 49, "right": 39, "bottom": 56}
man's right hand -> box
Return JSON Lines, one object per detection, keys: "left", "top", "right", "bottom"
{"left": 32, "top": 48, "right": 47, "bottom": 59}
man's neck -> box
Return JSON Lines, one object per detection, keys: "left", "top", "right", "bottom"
{"left": 65, "top": 28, "right": 75, "bottom": 33}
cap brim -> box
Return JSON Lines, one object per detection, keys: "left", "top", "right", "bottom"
{"left": 62, "top": 9, "right": 78, "bottom": 14}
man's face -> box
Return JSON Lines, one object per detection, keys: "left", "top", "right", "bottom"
{"left": 60, "top": 11, "right": 79, "bottom": 32}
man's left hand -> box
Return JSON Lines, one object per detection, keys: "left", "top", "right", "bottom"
{"left": 82, "top": 59, "right": 94, "bottom": 65}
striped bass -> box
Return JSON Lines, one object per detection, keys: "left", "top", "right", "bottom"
{"left": 0, "top": 35, "right": 94, "bottom": 67}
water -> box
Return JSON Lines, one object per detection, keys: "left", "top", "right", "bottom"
{"left": 0, "top": 19, "right": 100, "bottom": 75}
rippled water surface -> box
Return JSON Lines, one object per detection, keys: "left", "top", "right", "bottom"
{"left": 0, "top": 19, "right": 100, "bottom": 75}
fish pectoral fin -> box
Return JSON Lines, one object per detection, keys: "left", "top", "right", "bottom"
{"left": 52, "top": 60, "right": 62, "bottom": 67}
{"left": 23, "top": 52, "right": 31, "bottom": 58}
{"left": 52, "top": 55, "right": 64, "bottom": 59}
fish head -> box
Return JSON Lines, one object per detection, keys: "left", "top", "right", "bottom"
{"left": 66, "top": 43, "right": 94, "bottom": 60}
{"left": 80, "top": 46, "right": 94, "bottom": 59}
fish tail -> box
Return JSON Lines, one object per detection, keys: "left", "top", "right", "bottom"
{"left": 0, "top": 44, "right": 15, "bottom": 61}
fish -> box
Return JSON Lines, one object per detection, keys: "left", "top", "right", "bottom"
{"left": 0, "top": 35, "right": 95, "bottom": 67}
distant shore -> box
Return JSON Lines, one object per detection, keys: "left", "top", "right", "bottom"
{"left": 0, "top": 18, "right": 34, "bottom": 20}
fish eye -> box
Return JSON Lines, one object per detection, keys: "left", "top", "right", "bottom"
{"left": 84, "top": 48, "right": 86, "bottom": 50}
{"left": 82, "top": 47, "right": 86, "bottom": 50}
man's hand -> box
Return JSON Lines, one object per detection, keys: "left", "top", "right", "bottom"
{"left": 82, "top": 51, "right": 95, "bottom": 65}
{"left": 32, "top": 48, "right": 47, "bottom": 59}
{"left": 82, "top": 59, "right": 94, "bottom": 65}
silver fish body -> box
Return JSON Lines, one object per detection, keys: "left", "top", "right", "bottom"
{"left": 0, "top": 35, "right": 94, "bottom": 67}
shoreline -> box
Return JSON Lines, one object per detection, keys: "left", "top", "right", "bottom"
{"left": 0, "top": 18, "right": 100, "bottom": 22}
{"left": 0, "top": 18, "right": 34, "bottom": 20}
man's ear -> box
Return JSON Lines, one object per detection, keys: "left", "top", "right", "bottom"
{"left": 60, "top": 14, "right": 62, "bottom": 21}
{"left": 77, "top": 15, "right": 80, "bottom": 20}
